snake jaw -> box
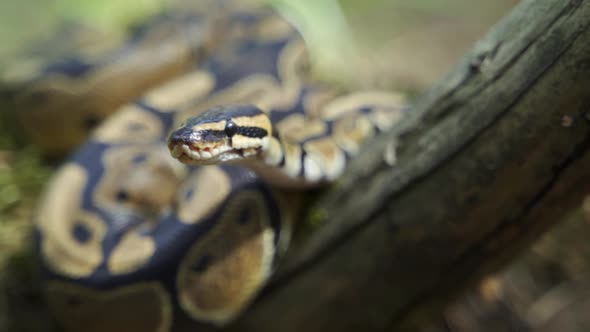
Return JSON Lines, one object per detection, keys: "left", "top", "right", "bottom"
{"left": 169, "top": 142, "right": 261, "bottom": 165}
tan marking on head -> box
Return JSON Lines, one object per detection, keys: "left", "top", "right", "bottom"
{"left": 36, "top": 164, "right": 106, "bottom": 277}
{"left": 108, "top": 232, "right": 156, "bottom": 275}
{"left": 192, "top": 119, "right": 227, "bottom": 132}
{"left": 46, "top": 281, "right": 171, "bottom": 332}
{"left": 144, "top": 70, "right": 215, "bottom": 111}
{"left": 177, "top": 191, "right": 274, "bottom": 325}
{"left": 177, "top": 166, "right": 232, "bottom": 224}
{"left": 232, "top": 113, "right": 271, "bottom": 132}
{"left": 230, "top": 137, "right": 268, "bottom": 150}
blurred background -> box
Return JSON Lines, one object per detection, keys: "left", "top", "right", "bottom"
{"left": 1, "top": 0, "right": 589, "bottom": 331}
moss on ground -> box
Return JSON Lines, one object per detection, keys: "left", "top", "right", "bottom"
{"left": 0, "top": 110, "right": 54, "bottom": 331}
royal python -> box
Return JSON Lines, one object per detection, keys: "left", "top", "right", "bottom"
{"left": 6, "top": 1, "right": 408, "bottom": 331}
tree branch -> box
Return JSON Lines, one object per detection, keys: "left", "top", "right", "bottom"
{"left": 218, "top": 0, "right": 590, "bottom": 330}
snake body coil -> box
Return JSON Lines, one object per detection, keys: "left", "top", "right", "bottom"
{"left": 12, "top": 1, "right": 408, "bottom": 331}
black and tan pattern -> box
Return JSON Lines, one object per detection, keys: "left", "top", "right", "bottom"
{"left": 168, "top": 90, "right": 407, "bottom": 187}
{"left": 10, "top": 1, "right": 410, "bottom": 331}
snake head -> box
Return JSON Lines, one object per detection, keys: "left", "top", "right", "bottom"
{"left": 168, "top": 104, "right": 272, "bottom": 165}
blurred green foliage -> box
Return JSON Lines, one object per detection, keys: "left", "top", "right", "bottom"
{"left": 0, "top": 118, "right": 52, "bottom": 331}
{"left": 0, "top": 113, "right": 49, "bottom": 264}
{"left": 0, "top": 0, "right": 166, "bottom": 61}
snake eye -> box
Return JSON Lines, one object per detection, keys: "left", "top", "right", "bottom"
{"left": 225, "top": 120, "right": 238, "bottom": 137}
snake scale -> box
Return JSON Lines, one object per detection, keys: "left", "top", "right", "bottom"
{"left": 5, "top": 1, "right": 408, "bottom": 331}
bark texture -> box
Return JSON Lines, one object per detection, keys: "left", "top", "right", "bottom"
{"left": 218, "top": 0, "right": 590, "bottom": 330}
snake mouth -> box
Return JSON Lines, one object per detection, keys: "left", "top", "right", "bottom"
{"left": 169, "top": 142, "right": 259, "bottom": 165}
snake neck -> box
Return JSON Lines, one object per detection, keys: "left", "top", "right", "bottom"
{"left": 237, "top": 132, "right": 334, "bottom": 189}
